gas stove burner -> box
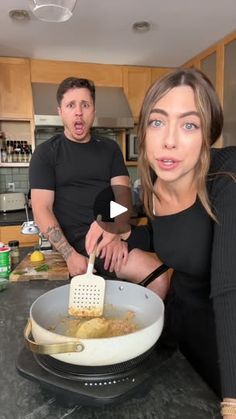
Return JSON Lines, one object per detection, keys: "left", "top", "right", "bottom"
{"left": 16, "top": 345, "right": 173, "bottom": 407}
{"left": 34, "top": 345, "right": 155, "bottom": 381}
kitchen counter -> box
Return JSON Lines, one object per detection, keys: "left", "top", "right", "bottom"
{"left": 0, "top": 208, "right": 34, "bottom": 226}
{"left": 0, "top": 267, "right": 221, "bottom": 418}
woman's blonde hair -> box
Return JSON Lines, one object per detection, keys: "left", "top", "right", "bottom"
{"left": 138, "top": 68, "right": 224, "bottom": 220}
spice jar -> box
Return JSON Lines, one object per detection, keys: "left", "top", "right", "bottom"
{"left": 8, "top": 240, "right": 20, "bottom": 265}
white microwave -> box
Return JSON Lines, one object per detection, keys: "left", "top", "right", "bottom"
{"left": 126, "top": 134, "right": 138, "bottom": 161}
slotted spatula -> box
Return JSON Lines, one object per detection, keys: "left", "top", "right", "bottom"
{"left": 68, "top": 249, "right": 105, "bottom": 317}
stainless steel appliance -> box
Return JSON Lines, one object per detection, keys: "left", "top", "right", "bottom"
{"left": 32, "top": 83, "right": 134, "bottom": 129}
{"left": 20, "top": 205, "right": 52, "bottom": 250}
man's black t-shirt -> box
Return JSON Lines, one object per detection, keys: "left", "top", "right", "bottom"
{"left": 29, "top": 133, "right": 128, "bottom": 249}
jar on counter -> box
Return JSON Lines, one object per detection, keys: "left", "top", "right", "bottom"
{"left": 8, "top": 240, "right": 20, "bottom": 265}
{"left": 0, "top": 243, "right": 11, "bottom": 279}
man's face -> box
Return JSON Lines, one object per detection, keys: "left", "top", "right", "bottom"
{"left": 58, "top": 87, "right": 95, "bottom": 143}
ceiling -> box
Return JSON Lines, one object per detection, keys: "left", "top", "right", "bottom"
{"left": 0, "top": 0, "right": 236, "bottom": 67}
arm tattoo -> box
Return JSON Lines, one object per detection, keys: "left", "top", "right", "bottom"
{"left": 58, "top": 242, "right": 73, "bottom": 260}
{"left": 42, "top": 224, "right": 73, "bottom": 260}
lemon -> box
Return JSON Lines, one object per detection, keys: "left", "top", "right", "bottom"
{"left": 30, "top": 250, "right": 45, "bottom": 262}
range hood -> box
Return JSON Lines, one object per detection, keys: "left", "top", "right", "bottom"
{"left": 32, "top": 83, "right": 134, "bottom": 129}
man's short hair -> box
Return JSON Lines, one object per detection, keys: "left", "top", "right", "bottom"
{"left": 56, "top": 77, "right": 95, "bottom": 105}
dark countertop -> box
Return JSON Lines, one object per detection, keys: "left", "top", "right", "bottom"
{"left": 0, "top": 248, "right": 220, "bottom": 418}
{"left": 0, "top": 208, "right": 34, "bottom": 226}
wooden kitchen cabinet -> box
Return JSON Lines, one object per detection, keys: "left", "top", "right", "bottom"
{"left": 182, "top": 31, "right": 236, "bottom": 148}
{"left": 0, "top": 58, "right": 33, "bottom": 119}
{"left": 0, "top": 57, "right": 35, "bottom": 167}
{"left": 30, "top": 59, "right": 123, "bottom": 87}
{"left": 151, "top": 67, "right": 175, "bottom": 84}
{"left": 122, "top": 66, "right": 175, "bottom": 122}
{"left": 0, "top": 225, "right": 38, "bottom": 248}
{"left": 123, "top": 66, "right": 152, "bottom": 121}
{"left": 223, "top": 37, "right": 236, "bottom": 146}
{"left": 200, "top": 52, "right": 217, "bottom": 88}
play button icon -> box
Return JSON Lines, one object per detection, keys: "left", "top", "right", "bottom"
{"left": 93, "top": 185, "right": 132, "bottom": 234}
{"left": 110, "top": 201, "right": 127, "bottom": 218}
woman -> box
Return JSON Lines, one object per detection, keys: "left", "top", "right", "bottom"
{"left": 131, "top": 68, "right": 236, "bottom": 417}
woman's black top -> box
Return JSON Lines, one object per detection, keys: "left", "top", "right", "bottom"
{"left": 130, "top": 146, "right": 236, "bottom": 398}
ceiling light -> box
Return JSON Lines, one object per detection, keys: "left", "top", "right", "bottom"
{"left": 132, "top": 21, "right": 151, "bottom": 33}
{"left": 28, "top": 0, "right": 77, "bottom": 22}
{"left": 9, "top": 9, "right": 30, "bottom": 21}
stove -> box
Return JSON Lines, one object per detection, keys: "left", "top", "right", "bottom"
{"left": 16, "top": 345, "right": 172, "bottom": 407}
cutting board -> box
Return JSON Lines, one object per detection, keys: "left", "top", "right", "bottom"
{"left": 9, "top": 251, "right": 70, "bottom": 281}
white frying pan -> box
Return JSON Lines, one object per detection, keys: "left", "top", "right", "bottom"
{"left": 24, "top": 265, "right": 168, "bottom": 366}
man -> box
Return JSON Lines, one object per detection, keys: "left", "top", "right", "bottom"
{"left": 29, "top": 77, "right": 169, "bottom": 297}
{"left": 30, "top": 76, "right": 130, "bottom": 274}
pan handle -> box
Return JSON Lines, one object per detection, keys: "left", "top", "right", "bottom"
{"left": 139, "top": 264, "right": 169, "bottom": 288}
{"left": 24, "top": 319, "right": 84, "bottom": 355}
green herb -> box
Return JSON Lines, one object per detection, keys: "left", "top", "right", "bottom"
{"left": 13, "top": 270, "right": 28, "bottom": 275}
{"left": 35, "top": 264, "right": 49, "bottom": 272}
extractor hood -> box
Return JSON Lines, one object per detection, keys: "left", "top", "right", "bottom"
{"left": 32, "top": 83, "right": 134, "bottom": 129}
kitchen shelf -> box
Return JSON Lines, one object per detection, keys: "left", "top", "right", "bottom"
{"left": 0, "top": 163, "right": 29, "bottom": 168}
{"left": 0, "top": 118, "right": 35, "bottom": 167}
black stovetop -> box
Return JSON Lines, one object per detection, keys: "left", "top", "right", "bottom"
{"left": 16, "top": 345, "right": 173, "bottom": 407}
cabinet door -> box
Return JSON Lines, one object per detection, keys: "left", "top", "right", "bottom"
{"left": 151, "top": 67, "right": 174, "bottom": 84}
{"left": 200, "top": 52, "right": 217, "bottom": 88}
{"left": 0, "top": 58, "right": 33, "bottom": 119}
{"left": 123, "top": 67, "right": 151, "bottom": 121}
{"left": 223, "top": 38, "right": 236, "bottom": 146}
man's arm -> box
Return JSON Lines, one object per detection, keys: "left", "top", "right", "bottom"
{"left": 31, "top": 189, "right": 88, "bottom": 276}
{"left": 85, "top": 175, "right": 131, "bottom": 253}
{"left": 85, "top": 175, "right": 131, "bottom": 271}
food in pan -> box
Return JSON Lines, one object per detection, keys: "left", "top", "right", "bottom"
{"left": 50, "top": 310, "right": 139, "bottom": 339}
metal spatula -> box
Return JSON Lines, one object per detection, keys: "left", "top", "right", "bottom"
{"left": 68, "top": 249, "right": 105, "bottom": 317}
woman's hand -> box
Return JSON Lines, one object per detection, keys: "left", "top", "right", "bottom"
{"left": 221, "top": 398, "right": 236, "bottom": 418}
{"left": 85, "top": 220, "right": 124, "bottom": 255}
{"left": 99, "top": 236, "right": 128, "bottom": 272}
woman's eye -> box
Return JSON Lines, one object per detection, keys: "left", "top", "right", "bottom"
{"left": 149, "top": 119, "right": 163, "bottom": 127}
{"left": 184, "top": 122, "right": 199, "bottom": 130}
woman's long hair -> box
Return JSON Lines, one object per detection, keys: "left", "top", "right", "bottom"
{"left": 138, "top": 68, "right": 224, "bottom": 220}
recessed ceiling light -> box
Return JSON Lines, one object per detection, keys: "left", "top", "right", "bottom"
{"left": 132, "top": 21, "right": 151, "bottom": 33}
{"left": 9, "top": 9, "right": 30, "bottom": 21}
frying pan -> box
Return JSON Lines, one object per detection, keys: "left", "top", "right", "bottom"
{"left": 24, "top": 265, "right": 168, "bottom": 366}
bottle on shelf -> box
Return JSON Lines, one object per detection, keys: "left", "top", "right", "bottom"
{"left": 1, "top": 147, "right": 7, "bottom": 163}
{"left": 12, "top": 147, "right": 18, "bottom": 163}
{"left": 0, "top": 131, "right": 6, "bottom": 149}
{"left": 0, "top": 136, "right": 32, "bottom": 164}
{"left": 7, "top": 149, "right": 13, "bottom": 163}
